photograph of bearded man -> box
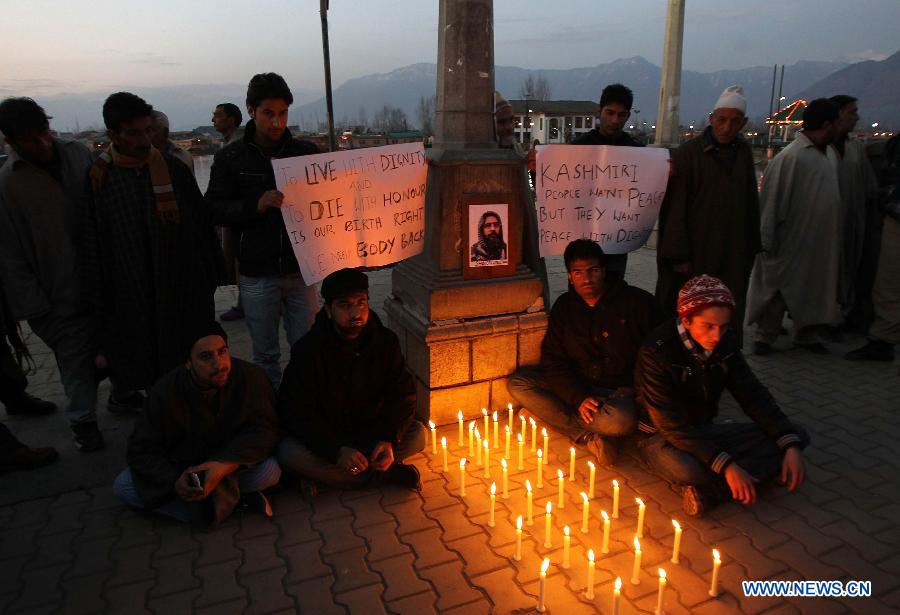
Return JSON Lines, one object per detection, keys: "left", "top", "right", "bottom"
{"left": 470, "top": 206, "right": 509, "bottom": 266}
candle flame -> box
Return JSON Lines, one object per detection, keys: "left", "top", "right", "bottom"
{"left": 588, "top": 548, "right": 595, "bottom": 562}
{"left": 529, "top": 417, "right": 536, "bottom": 426}
{"left": 441, "top": 436, "right": 446, "bottom": 446}
{"left": 587, "top": 460, "right": 595, "bottom": 470}
{"left": 672, "top": 519, "right": 680, "bottom": 530}
{"left": 458, "top": 410, "right": 463, "bottom": 420}
{"left": 541, "top": 558, "right": 550, "bottom": 573}
{"left": 508, "top": 403, "right": 513, "bottom": 411}
{"left": 517, "top": 515, "right": 523, "bottom": 529}
{"left": 475, "top": 428, "right": 481, "bottom": 438}
{"left": 546, "top": 501, "right": 552, "bottom": 513}
{"left": 517, "top": 433, "right": 523, "bottom": 442}
{"left": 482, "top": 408, "right": 488, "bottom": 416}
{"left": 526, "top": 480, "right": 532, "bottom": 492}
{"left": 636, "top": 497, "right": 644, "bottom": 506}
{"left": 429, "top": 420, "right": 436, "bottom": 429}
{"left": 537, "top": 449, "right": 543, "bottom": 459}
{"left": 564, "top": 525, "right": 570, "bottom": 536}
{"left": 581, "top": 491, "right": 588, "bottom": 503}
{"left": 601, "top": 510, "right": 609, "bottom": 521}
{"left": 484, "top": 440, "right": 489, "bottom": 449}
{"left": 615, "top": 577, "right": 622, "bottom": 590}
{"left": 460, "top": 458, "right": 466, "bottom": 467}
{"left": 506, "top": 425, "right": 511, "bottom": 433}
{"left": 542, "top": 427, "right": 548, "bottom": 436}
{"left": 469, "top": 420, "right": 475, "bottom": 430}
{"left": 570, "top": 446, "right": 575, "bottom": 454}
{"left": 612, "top": 479, "right": 619, "bottom": 488}
{"left": 557, "top": 469, "right": 564, "bottom": 479}
{"left": 634, "top": 536, "right": 641, "bottom": 551}
{"left": 713, "top": 548, "right": 721, "bottom": 562}
{"left": 659, "top": 568, "right": 667, "bottom": 580}
{"left": 492, "top": 410, "right": 498, "bottom": 420}
{"left": 501, "top": 458, "right": 507, "bottom": 469}
{"left": 490, "top": 482, "right": 496, "bottom": 495}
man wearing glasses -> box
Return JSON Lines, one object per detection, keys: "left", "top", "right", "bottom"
{"left": 508, "top": 239, "right": 663, "bottom": 466}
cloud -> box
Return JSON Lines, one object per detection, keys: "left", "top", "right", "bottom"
{"left": 501, "top": 23, "right": 632, "bottom": 47}
{"left": 125, "top": 51, "right": 183, "bottom": 67}
{"left": 839, "top": 49, "right": 890, "bottom": 63}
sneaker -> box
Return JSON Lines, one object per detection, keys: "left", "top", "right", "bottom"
{"left": 71, "top": 421, "right": 104, "bottom": 452}
{"left": 752, "top": 341, "right": 773, "bottom": 356}
{"left": 585, "top": 435, "right": 618, "bottom": 467}
{"left": 240, "top": 492, "right": 274, "bottom": 518}
{"left": 220, "top": 306, "right": 244, "bottom": 322}
{"left": 794, "top": 342, "right": 828, "bottom": 355}
{"left": 381, "top": 463, "right": 422, "bottom": 491}
{"left": 845, "top": 340, "right": 894, "bottom": 362}
{"left": 0, "top": 446, "right": 59, "bottom": 474}
{"left": 107, "top": 391, "right": 146, "bottom": 414}
{"left": 682, "top": 485, "right": 711, "bottom": 518}
{"left": 4, "top": 392, "right": 57, "bottom": 416}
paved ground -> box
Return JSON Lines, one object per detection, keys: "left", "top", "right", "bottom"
{"left": 1, "top": 249, "right": 898, "bottom": 614}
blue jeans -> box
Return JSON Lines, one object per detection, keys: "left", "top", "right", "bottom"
{"left": 638, "top": 423, "right": 811, "bottom": 489}
{"left": 241, "top": 273, "right": 318, "bottom": 388}
{"left": 507, "top": 367, "right": 637, "bottom": 442}
{"left": 113, "top": 457, "right": 282, "bottom": 523}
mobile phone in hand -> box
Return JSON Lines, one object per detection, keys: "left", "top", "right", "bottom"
{"left": 189, "top": 472, "right": 204, "bottom": 490}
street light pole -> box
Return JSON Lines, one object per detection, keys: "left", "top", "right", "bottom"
{"left": 320, "top": 0, "right": 336, "bottom": 152}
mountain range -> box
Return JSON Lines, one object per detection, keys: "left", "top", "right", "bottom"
{"left": 34, "top": 52, "right": 899, "bottom": 132}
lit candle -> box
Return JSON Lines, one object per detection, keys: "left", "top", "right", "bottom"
{"left": 515, "top": 515, "right": 523, "bottom": 561}
{"left": 505, "top": 425, "right": 511, "bottom": 459}
{"left": 468, "top": 421, "right": 475, "bottom": 457}
{"left": 580, "top": 492, "right": 590, "bottom": 533}
{"left": 489, "top": 482, "right": 496, "bottom": 527}
{"left": 507, "top": 402, "right": 514, "bottom": 430}
{"left": 601, "top": 510, "right": 611, "bottom": 554}
{"left": 671, "top": 520, "right": 682, "bottom": 564}
{"left": 501, "top": 458, "right": 509, "bottom": 499}
{"left": 492, "top": 411, "right": 499, "bottom": 448}
{"left": 612, "top": 479, "right": 620, "bottom": 518}
{"left": 441, "top": 437, "right": 448, "bottom": 471}
{"left": 631, "top": 536, "right": 642, "bottom": 585}
{"left": 557, "top": 469, "right": 565, "bottom": 508}
{"left": 636, "top": 498, "right": 646, "bottom": 538}
{"left": 475, "top": 428, "right": 483, "bottom": 465}
{"left": 563, "top": 526, "right": 571, "bottom": 569}
{"left": 588, "top": 461, "right": 596, "bottom": 499}
{"left": 537, "top": 558, "right": 550, "bottom": 613}
{"left": 709, "top": 549, "right": 722, "bottom": 597}
{"left": 517, "top": 433, "right": 525, "bottom": 470}
{"left": 542, "top": 427, "right": 549, "bottom": 455}
{"left": 483, "top": 440, "right": 491, "bottom": 478}
{"left": 459, "top": 458, "right": 467, "bottom": 497}
{"left": 529, "top": 417, "right": 537, "bottom": 451}
{"left": 429, "top": 420, "right": 437, "bottom": 454}
{"left": 457, "top": 410, "right": 464, "bottom": 446}
{"left": 543, "top": 501, "right": 553, "bottom": 548}
{"left": 482, "top": 408, "right": 489, "bottom": 441}
{"left": 520, "top": 413, "right": 526, "bottom": 438}
{"left": 568, "top": 447, "right": 576, "bottom": 481}
{"left": 526, "top": 480, "right": 534, "bottom": 525}
{"left": 536, "top": 448, "right": 544, "bottom": 488}
{"left": 613, "top": 577, "right": 622, "bottom": 615}
{"left": 585, "top": 549, "right": 596, "bottom": 600}
{"left": 656, "top": 568, "right": 667, "bottom": 615}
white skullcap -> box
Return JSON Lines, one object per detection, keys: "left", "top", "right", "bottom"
{"left": 151, "top": 110, "right": 170, "bottom": 129}
{"left": 713, "top": 85, "right": 746, "bottom": 114}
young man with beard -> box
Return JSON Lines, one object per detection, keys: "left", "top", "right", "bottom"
{"left": 206, "top": 73, "right": 320, "bottom": 388}
{"left": 470, "top": 210, "right": 508, "bottom": 263}
{"left": 276, "top": 268, "right": 425, "bottom": 494}
{"left": 508, "top": 240, "right": 663, "bottom": 466}
{"left": 635, "top": 276, "right": 809, "bottom": 517}
{"left": 115, "top": 322, "right": 280, "bottom": 525}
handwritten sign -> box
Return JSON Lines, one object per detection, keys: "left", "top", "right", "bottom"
{"left": 273, "top": 142, "right": 427, "bottom": 284}
{"left": 535, "top": 145, "right": 669, "bottom": 257}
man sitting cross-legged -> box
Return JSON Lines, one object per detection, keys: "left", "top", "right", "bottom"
{"left": 635, "top": 275, "right": 809, "bottom": 517}
{"left": 508, "top": 239, "right": 664, "bottom": 466}
{"left": 114, "top": 322, "right": 281, "bottom": 525}
{"left": 276, "top": 268, "right": 425, "bottom": 494}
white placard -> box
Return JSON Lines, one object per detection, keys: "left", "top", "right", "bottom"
{"left": 535, "top": 144, "right": 669, "bottom": 257}
{"left": 274, "top": 142, "right": 427, "bottom": 284}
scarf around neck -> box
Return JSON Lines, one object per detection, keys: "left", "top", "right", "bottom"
{"left": 89, "top": 143, "right": 180, "bottom": 224}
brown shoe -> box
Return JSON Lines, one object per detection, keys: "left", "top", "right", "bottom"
{"left": 585, "top": 436, "right": 618, "bottom": 467}
{"left": 682, "top": 485, "right": 716, "bottom": 517}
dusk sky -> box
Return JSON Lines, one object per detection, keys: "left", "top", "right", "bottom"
{"left": 2, "top": 0, "right": 898, "bottom": 99}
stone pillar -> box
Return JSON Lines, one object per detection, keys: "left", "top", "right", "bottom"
{"left": 386, "top": 0, "right": 548, "bottom": 426}
{"left": 654, "top": 0, "right": 686, "bottom": 147}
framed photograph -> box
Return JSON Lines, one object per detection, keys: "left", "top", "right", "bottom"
{"left": 463, "top": 193, "right": 517, "bottom": 279}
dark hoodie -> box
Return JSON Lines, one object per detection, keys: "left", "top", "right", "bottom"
{"left": 277, "top": 308, "right": 417, "bottom": 463}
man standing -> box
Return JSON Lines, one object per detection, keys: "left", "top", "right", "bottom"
{"left": 81, "top": 92, "right": 218, "bottom": 394}
{"left": 829, "top": 95, "right": 878, "bottom": 328}
{"left": 0, "top": 97, "right": 102, "bottom": 450}
{"left": 508, "top": 240, "right": 663, "bottom": 466}
{"left": 636, "top": 275, "right": 809, "bottom": 517}
{"left": 656, "top": 86, "right": 761, "bottom": 346}
{"left": 211, "top": 103, "right": 245, "bottom": 322}
{"left": 206, "top": 73, "right": 319, "bottom": 388}
{"left": 572, "top": 84, "right": 643, "bottom": 281}
{"left": 470, "top": 211, "right": 508, "bottom": 263}
{"left": 149, "top": 110, "right": 195, "bottom": 176}
{"left": 277, "top": 268, "right": 424, "bottom": 493}
{"left": 115, "top": 323, "right": 280, "bottom": 525}
{"left": 746, "top": 99, "right": 843, "bottom": 355}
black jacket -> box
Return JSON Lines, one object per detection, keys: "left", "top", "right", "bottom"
{"left": 540, "top": 278, "right": 664, "bottom": 406}
{"left": 205, "top": 120, "right": 319, "bottom": 277}
{"left": 277, "top": 309, "right": 417, "bottom": 463}
{"left": 571, "top": 129, "right": 644, "bottom": 147}
{"left": 635, "top": 319, "right": 802, "bottom": 474}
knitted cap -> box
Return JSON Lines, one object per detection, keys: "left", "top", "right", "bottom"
{"left": 321, "top": 268, "right": 369, "bottom": 302}
{"left": 713, "top": 85, "right": 747, "bottom": 114}
{"left": 186, "top": 321, "right": 228, "bottom": 358}
{"left": 677, "top": 275, "right": 735, "bottom": 319}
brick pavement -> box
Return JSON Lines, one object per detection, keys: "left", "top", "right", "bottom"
{"left": 1, "top": 248, "right": 898, "bottom": 614}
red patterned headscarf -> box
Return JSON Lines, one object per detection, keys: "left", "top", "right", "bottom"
{"left": 677, "top": 275, "right": 735, "bottom": 319}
